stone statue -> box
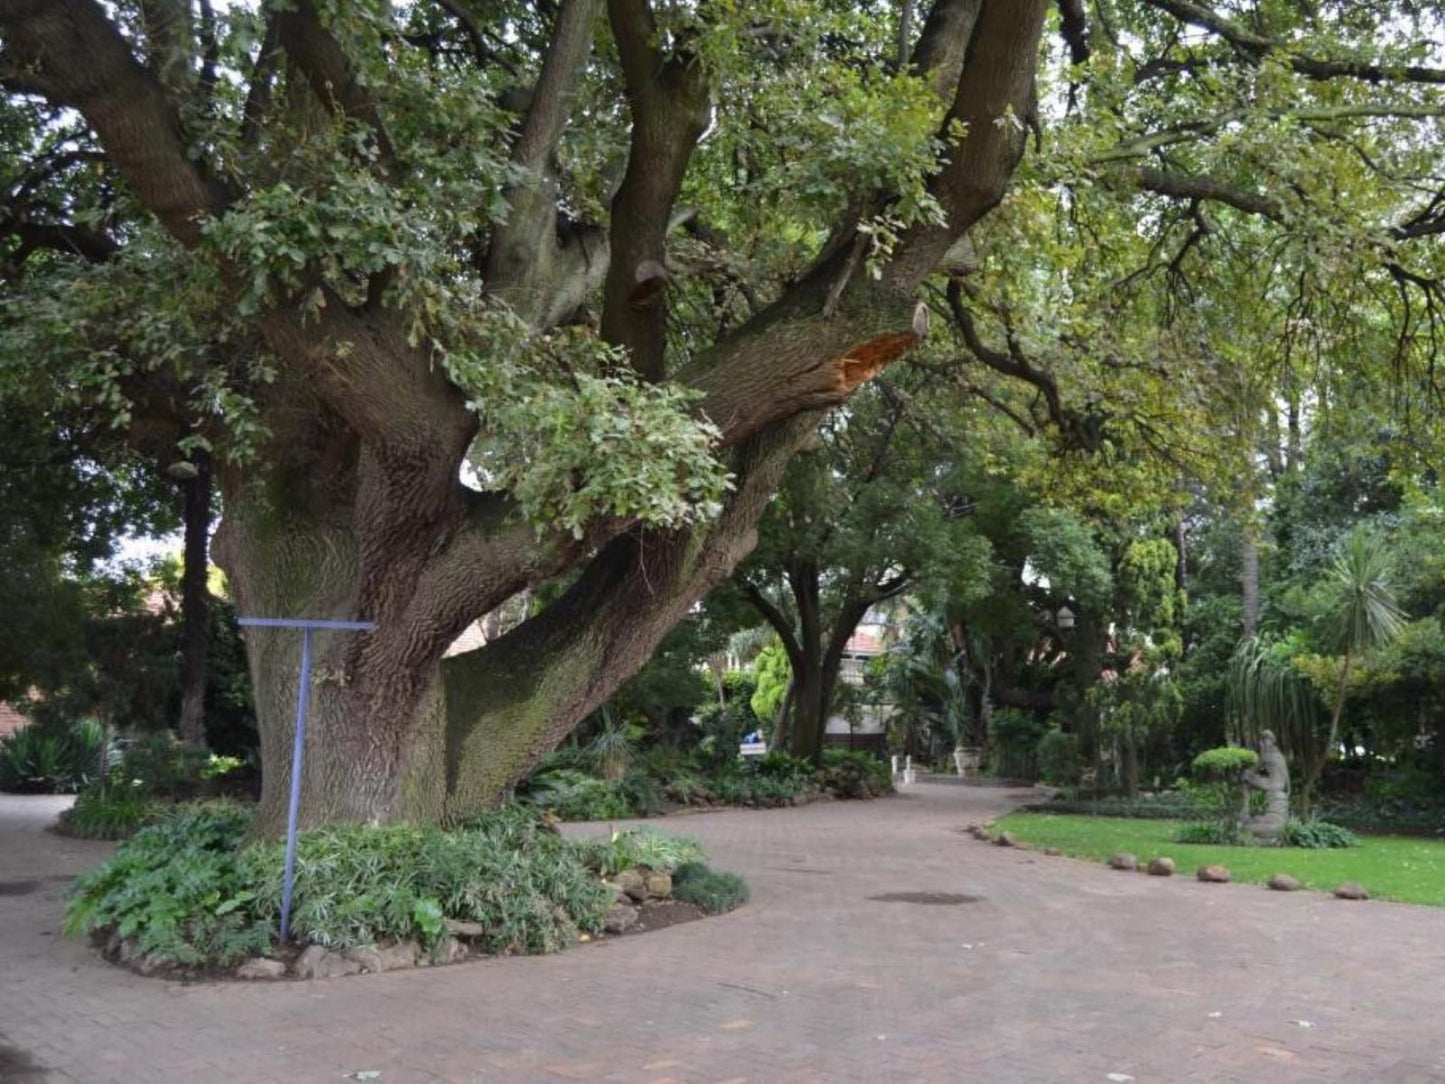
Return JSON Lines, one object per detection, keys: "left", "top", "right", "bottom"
{"left": 1240, "top": 729, "right": 1290, "bottom": 840}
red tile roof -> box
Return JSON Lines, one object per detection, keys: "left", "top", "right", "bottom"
{"left": 0, "top": 701, "right": 28, "bottom": 737}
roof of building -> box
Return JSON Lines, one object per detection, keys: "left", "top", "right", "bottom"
{"left": 0, "top": 701, "right": 28, "bottom": 737}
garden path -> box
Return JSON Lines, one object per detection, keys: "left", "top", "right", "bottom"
{"left": 2, "top": 784, "right": 1444, "bottom": 1083}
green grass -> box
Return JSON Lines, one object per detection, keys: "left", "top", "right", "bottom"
{"left": 994, "top": 812, "right": 1445, "bottom": 907}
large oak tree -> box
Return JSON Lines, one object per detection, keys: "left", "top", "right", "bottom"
{"left": 2, "top": 0, "right": 1441, "bottom": 833}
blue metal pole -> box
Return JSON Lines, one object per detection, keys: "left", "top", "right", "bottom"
{"left": 278, "top": 627, "right": 314, "bottom": 942}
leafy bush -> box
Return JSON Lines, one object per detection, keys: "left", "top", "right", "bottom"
{"left": 245, "top": 811, "right": 612, "bottom": 954}
{"left": 987, "top": 709, "right": 1045, "bottom": 780}
{"left": 1035, "top": 728, "right": 1082, "bottom": 786}
{"left": 66, "top": 804, "right": 619, "bottom": 968}
{"left": 62, "top": 784, "right": 161, "bottom": 840}
{"left": 755, "top": 750, "right": 815, "bottom": 784}
{"left": 1316, "top": 770, "right": 1445, "bottom": 836}
{"left": 522, "top": 769, "right": 633, "bottom": 821}
{"left": 672, "top": 862, "right": 749, "bottom": 914}
{"left": 585, "top": 707, "right": 638, "bottom": 781}
{"left": 617, "top": 769, "right": 665, "bottom": 816}
{"left": 570, "top": 829, "right": 705, "bottom": 877}
{"left": 1191, "top": 746, "right": 1260, "bottom": 778}
{"left": 0, "top": 718, "right": 111, "bottom": 794}
{"left": 1175, "top": 820, "right": 1245, "bottom": 845}
{"left": 1190, "top": 745, "right": 1261, "bottom": 836}
{"left": 1037, "top": 792, "right": 1209, "bottom": 820}
{"left": 1282, "top": 819, "right": 1359, "bottom": 849}
{"left": 64, "top": 803, "right": 273, "bottom": 966}
{"left": 819, "top": 748, "right": 892, "bottom": 798}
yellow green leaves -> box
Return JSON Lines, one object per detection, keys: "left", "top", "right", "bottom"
{"left": 447, "top": 319, "right": 731, "bottom": 538}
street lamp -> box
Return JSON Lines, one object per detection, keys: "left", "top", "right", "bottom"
{"left": 1057, "top": 605, "right": 1076, "bottom": 632}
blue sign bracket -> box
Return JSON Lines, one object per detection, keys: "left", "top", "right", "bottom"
{"left": 237, "top": 616, "right": 376, "bottom": 941}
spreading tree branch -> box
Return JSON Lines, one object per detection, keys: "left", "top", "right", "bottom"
{"left": 600, "top": 0, "right": 711, "bottom": 381}
{"left": 483, "top": 0, "right": 608, "bottom": 328}
{"left": 885, "top": 0, "right": 1051, "bottom": 290}
{"left": 1142, "top": 0, "right": 1445, "bottom": 85}
{"left": 0, "top": 0, "right": 228, "bottom": 246}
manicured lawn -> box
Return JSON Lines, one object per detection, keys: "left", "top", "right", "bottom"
{"left": 994, "top": 811, "right": 1445, "bottom": 907}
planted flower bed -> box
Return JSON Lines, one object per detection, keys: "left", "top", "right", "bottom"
{"left": 65, "top": 803, "right": 747, "bottom": 981}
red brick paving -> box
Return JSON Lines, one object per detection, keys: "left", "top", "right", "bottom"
{"left": 2, "top": 786, "right": 1444, "bottom": 1083}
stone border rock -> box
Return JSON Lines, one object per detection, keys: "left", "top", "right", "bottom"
{"left": 962, "top": 825, "right": 1382, "bottom": 906}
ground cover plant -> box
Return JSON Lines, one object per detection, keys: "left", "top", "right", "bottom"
{"left": 993, "top": 812, "right": 1445, "bottom": 906}
{"left": 519, "top": 745, "right": 892, "bottom": 821}
{"left": 64, "top": 803, "right": 742, "bottom": 972}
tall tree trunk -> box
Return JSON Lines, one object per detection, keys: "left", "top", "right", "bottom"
{"left": 1121, "top": 726, "right": 1139, "bottom": 798}
{"left": 768, "top": 677, "right": 794, "bottom": 753}
{"left": 176, "top": 450, "right": 212, "bottom": 746}
{"left": 1241, "top": 530, "right": 1260, "bottom": 639}
{"left": 1173, "top": 516, "right": 1188, "bottom": 594}
{"left": 1301, "top": 647, "right": 1353, "bottom": 813}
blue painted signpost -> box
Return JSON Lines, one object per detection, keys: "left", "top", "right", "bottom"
{"left": 237, "top": 616, "right": 375, "bottom": 941}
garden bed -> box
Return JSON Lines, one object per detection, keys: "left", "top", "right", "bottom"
{"left": 66, "top": 803, "right": 748, "bottom": 982}
{"left": 520, "top": 748, "right": 893, "bottom": 822}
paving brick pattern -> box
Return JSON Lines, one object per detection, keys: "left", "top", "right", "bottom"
{"left": 3, "top": 786, "right": 1444, "bottom": 1083}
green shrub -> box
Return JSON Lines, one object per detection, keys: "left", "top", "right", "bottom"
{"left": 755, "top": 751, "right": 814, "bottom": 784}
{"left": 1035, "top": 729, "right": 1082, "bottom": 786}
{"left": 1038, "top": 792, "right": 1209, "bottom": 820}
{"left": 570, "top": 829, "right": 705, "bottom": 877}
{"left": 819, "top": 748, "right": 891, "bottom": 798}
{"left": 66, "top": 804, "right": 618, "bottom": 967}
{"left": 1175, "top": 820, "right": 1245, "bottom": 845}
{"left": 0, "top": 719, "right": 111, "bottom": 794}
{"left": 672, "top": 862, "right": 749, "bottom": 914}
{"left": 1282, "top": 819, "right": 1359, "bottom": 849}
{"left": 63, "top": 802, "right": 272, "bottom": 966}
{"left": 988, "top": 709, "right": 1045, "bottom": 780}
{"left": 63, "top": 783, "right": 161, "bottom": 840}
{"left": 244, "top": 811, "right": 612, "bottom": 954}
{"left": 617, "top": 770, "right": 664, "bottom": 816}
{"left": 1191, "top": 746, "right": 1260, "bottom": 778}
{"left": 522, "top": 769, "right": 633, "bottom": 821}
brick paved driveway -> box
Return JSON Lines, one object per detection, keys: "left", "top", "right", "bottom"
{"left": 3, "top": 784, "right": 1444, "bottom": 1084}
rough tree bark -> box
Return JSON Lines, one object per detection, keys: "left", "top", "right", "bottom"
{"left": 0, "top": 0, "right": 1050, "bottom": 832}
{"left": 176, "top": 450, "right": 212, "bottom": 746}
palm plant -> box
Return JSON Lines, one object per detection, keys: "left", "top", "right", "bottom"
{"left": 1227, "top": 635, "right": 1322, "bottom": 764}
{"left": 1309, "top": 530, "right": 1406, "bottom": 796}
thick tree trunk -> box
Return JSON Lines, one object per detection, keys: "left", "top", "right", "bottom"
{"left": 1241, "top": 530, "right": 1260, "bottom": 639}
{"left": 177, "top": 450, "right": 212, "bottom": 745}
{"left": 768, "top": 678, "right": 794, "bottom": 753}
{"left": 218, "top": 413, "right": 812, "bottom": 836}
{"left": 1121, "top": 727, "right": 1139, "bottom": 798}
{"left": 789, "top": 666, "right": 829, "bottom": 761}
